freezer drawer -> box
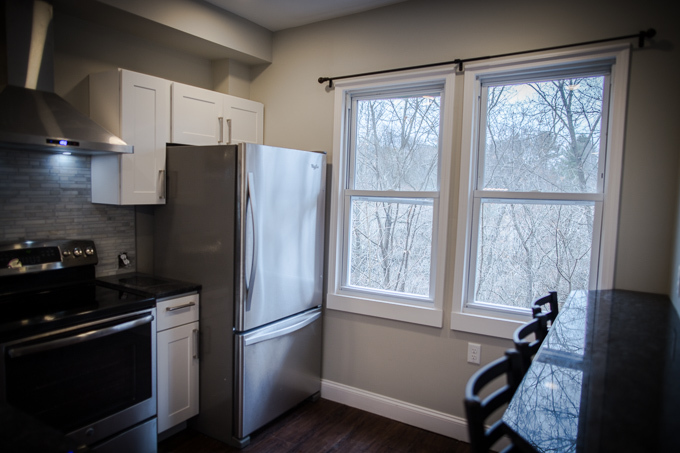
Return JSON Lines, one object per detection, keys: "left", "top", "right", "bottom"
{"left": 234, "top": 307, "right": 322, "bottom": 441}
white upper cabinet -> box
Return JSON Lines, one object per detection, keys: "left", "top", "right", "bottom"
{"left": 90, "top": 69, "right": 171, "bottom": 205}
{"left": 171, "top": 83, "right": 263, "bottom": 146}
{"left": 90, "top": 70, "right": 263, "bottom": 205}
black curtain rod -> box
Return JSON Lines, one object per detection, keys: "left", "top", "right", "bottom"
{"left": 318, "top": 28, "right": 656, "bottom": 88}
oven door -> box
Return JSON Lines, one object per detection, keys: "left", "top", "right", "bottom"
{"left": 0, "top": 308, "right": 156, "bottom": 449}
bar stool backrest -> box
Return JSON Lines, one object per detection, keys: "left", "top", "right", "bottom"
{"left": 531, "top": 291, "right": 558, "bottom": 340}
{"left": 513, "top": 317, "right": 547, "bottom": 374}
{"left": 464, "top": 349, "right": 524, "bottom": 453}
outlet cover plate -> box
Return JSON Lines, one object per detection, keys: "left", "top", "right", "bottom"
{"left": 468, "top": 342, "right": 481, "bottom": 364}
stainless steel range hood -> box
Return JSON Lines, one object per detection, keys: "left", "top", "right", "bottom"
{"left": 0, "top": 0, "right": 132, "bottom": 155}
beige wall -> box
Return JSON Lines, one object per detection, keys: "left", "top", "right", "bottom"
{"left": 250, "top": 0, "right": 680, "bottom": 418}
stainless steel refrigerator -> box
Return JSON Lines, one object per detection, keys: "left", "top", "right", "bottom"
{"left": 154, "top": 143, "right": 326, "bottom": 447}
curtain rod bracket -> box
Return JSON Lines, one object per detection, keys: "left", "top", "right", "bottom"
{"left": 639, "top": 28, "right": 656, "bottom": 48}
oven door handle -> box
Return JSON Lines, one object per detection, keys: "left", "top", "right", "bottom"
{"left": 7, "top": 314, "right": 155, "bottom": 358}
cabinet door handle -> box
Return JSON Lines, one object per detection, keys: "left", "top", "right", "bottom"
{"left": 226, "top": 118, "right": 232, "bottom": 144}
{"left": 158, "top": 169, "right": 165, "bottom": 200}
{"left": 193, "top": 328, "right": 199, "bottom": 359}
{"left": 166, "top": 302, "right": 196, "bottom": 312}
{"left": 218, "top": 116, "right": 224, "bottom": 143}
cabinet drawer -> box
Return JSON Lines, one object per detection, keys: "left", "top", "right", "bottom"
{"left": 157, "top": 293, "right": 199, "bottom": 331}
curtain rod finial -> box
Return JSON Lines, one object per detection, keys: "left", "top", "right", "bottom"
{"left": 318, "top": 77, "right": 334, "bottom": 88}
{"left": 319, "top": 77, "right": 334, "bottom": 87}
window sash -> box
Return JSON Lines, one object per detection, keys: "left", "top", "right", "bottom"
{"left": 347, "top": 88, "right": 444, "bottom": 192}
{"left": 465, "top": 197, "right": 603, "bottom": 313}
{"left": 466, "top": 67, "right": 612, "bottom": 313}
{"left": 341, "top": 193, "right": 440, "bottom": 302}
{"left": 339, "top": 86, "right": 445, "bottom": 303}
{"left": 476, "top": 73, "right": 612, "bottom": 196}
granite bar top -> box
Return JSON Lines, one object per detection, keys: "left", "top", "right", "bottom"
{"left": 503, "top": 289, "right": 680, "bottom": 452}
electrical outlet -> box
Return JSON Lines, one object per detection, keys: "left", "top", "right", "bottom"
{"left": 118, "top": 252, "right": 131, "bottom": 269}
{"left": 468, "top": 343, "right": 481, "bottom": 364}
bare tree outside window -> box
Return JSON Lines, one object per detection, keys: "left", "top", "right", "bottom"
{"left": 473, "top": 76, "right": 606, "bottom": 309}
{"left": 347, "top": 94, "right": 441, "bottom": 297}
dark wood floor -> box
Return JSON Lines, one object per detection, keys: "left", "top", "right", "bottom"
{"left": 158, "top": 398, "right": 471, "bottom": 453}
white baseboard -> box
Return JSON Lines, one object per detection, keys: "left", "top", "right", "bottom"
{"left": 320, "top": 379, "right": 469, "bottom": 442}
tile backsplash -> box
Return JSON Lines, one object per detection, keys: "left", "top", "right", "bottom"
{"left": 0, "top": 149, "right": 135, "bottom": 276}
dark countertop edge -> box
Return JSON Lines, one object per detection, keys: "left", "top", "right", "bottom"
{"left": 96, "top": 272, "right": 201, "bottom": 300}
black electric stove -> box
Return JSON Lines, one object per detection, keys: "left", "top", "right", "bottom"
{"left": 0, "top": 239, "right": 158, "bottom": 453}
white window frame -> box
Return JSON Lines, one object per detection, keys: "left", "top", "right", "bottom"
{"left": 451, "top": 44, "right": 630, "bottom": 338}
{"left": 327, "top": 67, "right": 455, "bottom": 327}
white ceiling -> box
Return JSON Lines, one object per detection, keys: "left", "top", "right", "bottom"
{"left": 203, "top": 0, "right": 407, "bottom": 31}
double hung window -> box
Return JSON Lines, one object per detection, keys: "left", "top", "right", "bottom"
{"left": 451, "top": 46, "right": 630, "bottom": 336}
{"left": 327, "top": 70, "right": 454, "bottom": 327}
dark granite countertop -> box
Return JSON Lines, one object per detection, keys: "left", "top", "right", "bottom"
{"left": 97, "top": 272, "right": 201, "bottom": 300}
{"left": 503, "top": 289, "right": 680, "bottom": 452}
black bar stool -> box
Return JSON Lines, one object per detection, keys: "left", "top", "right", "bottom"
{"left": 531, "top": 291, "right": 558, "bottom": 342}
{"left": 464, "top": 349, "right": 524, "bottom": 453}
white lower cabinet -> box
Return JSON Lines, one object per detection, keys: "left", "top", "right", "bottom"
{"left": 156, "top": 293, "right": 200, "bottom": 434}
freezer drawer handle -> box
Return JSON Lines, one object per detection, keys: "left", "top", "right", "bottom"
{"left": 165, "top": 302, "right": 196, "bottom": 312}
{"left": 243, "top": 310, "right": 321, "bottom": 346}
{"left": 8, "top": 314, "right": 154, "bottom": 358}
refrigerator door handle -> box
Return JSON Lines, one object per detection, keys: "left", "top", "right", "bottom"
{"left": 245, "top": 171, "right": 258, "bottom": 311}
{"left": 243, "top": 309, "right": 321, "bottom": 347}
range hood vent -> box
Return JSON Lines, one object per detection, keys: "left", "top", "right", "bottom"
{"left": 0, "top": 0, "right": 132, "bottom": 155}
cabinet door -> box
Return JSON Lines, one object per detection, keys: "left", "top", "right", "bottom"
{"left": 223, "top": 96, "right": 264, "bottom": 145}
{"left": 171, "top": 83, "right": 223, "bottom": 145}
{"left": 157, "top": 321, "right": 200, "bottom": 433}
{"left": 120, "top": 71, "right": 171, "bottom": 204}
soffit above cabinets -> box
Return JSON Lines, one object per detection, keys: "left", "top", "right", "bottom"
{"left": 203, "top": 0, "right": 408, "bottom": 32}
{"left": 51, "top": 0, "right": 273, "bottom": 64}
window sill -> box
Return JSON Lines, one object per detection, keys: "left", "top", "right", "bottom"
{"left": 327, "top": 293, "right": 443, "bottom": 328}
{"left": 450, "top": 311, "right": 527, "bottom": 339}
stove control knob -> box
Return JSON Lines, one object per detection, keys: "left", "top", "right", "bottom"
{"left": 73, "top": 247, "right": 83, "bottom": 257}
{"left": 62, "top": 250, "right": 72, "bottom": 257}
{"left": 85, "top": 246, "right": 95, "bottom": 256}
